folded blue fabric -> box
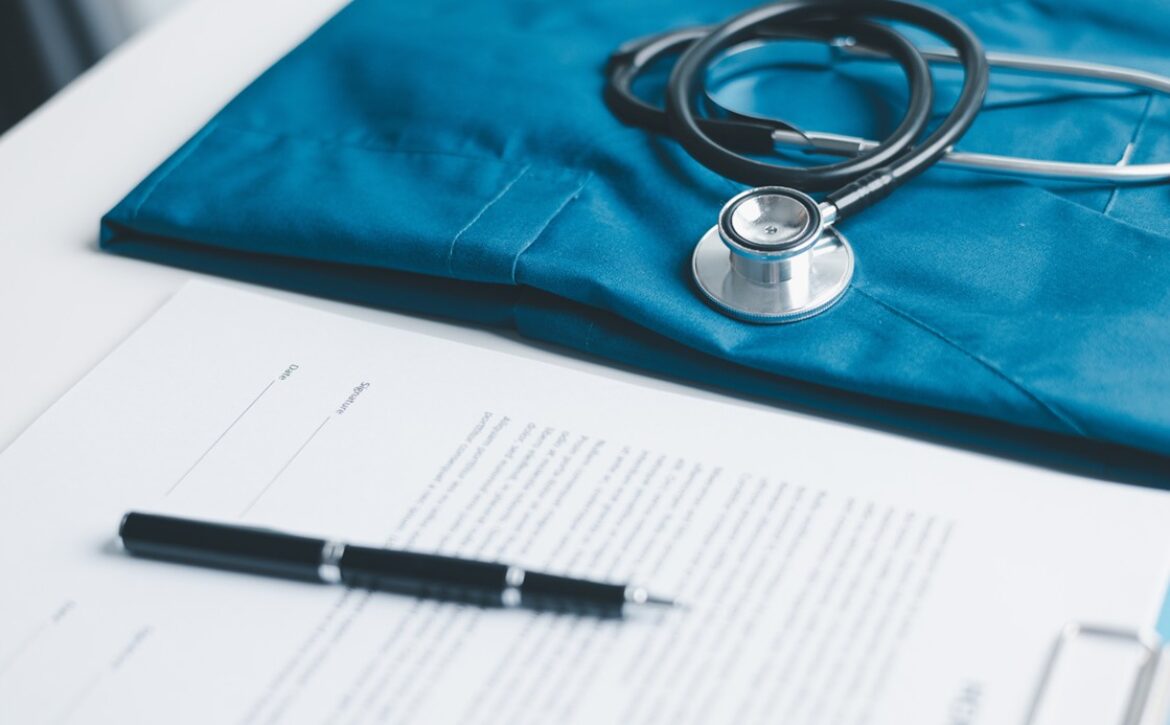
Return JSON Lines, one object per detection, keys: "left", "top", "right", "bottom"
{"left": 102, "top": 0, "right": 1170, "bottom": 471}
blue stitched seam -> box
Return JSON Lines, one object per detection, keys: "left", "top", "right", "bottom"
{"left": 583, "top": 319, "right": 598, "bottom": 352}
{"left": 216, "top": 124, "right": 512, "bottom": 166}
{"left": 129, "top": 120, "right": 219, "bottom": 222}
{"left": 965, "top": 0, "right": 1039, "bottom": 21}
{"left": 445, "top": 164, "right": 531, "bottom": 275}
{"left": 1104, "top": 92, "right": 1155, "bottom": 216}
{"left": 853, "top": 287, "right": 1088, "bottom": 437}
{"left": 509, "top": 172, "right": 595, "bottom": 285}
{"left": 1038, "top": 178, "right": 1170, "bottom": 243}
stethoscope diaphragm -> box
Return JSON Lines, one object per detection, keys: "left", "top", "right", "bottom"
{"left": 692, "top": 187, "right": 854, "bottom": 324}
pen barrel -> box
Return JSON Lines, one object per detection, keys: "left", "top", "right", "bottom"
{"left": 519, "top": 572, "right": 628, "bottom": 610}
{"left": 119, "top": 512, "right": 324, "bottom": 582}
{"left": 341, "top": 546, "right": 506, "bottom": 590}
{"left": 120, "top": 513, "right": 644, "bottom": 617}
{"left": 341, "top": 545, "right": 524, "bottom": 606}
{"left": 340, "top": 547, "right": 628, "bottom": 614}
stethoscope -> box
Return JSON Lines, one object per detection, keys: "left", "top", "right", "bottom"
{"left": 605, "top": 0, "right": 1170, "bottom": 324}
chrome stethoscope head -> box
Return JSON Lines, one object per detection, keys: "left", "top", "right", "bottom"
{"left": 692, "top": 187, "right": 854, "bottom": 324}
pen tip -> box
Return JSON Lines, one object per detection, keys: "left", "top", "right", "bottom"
{"left": 647, "top": 594, "right": 681, "bottom": 608}
{"left": 626, "top": 586, "right": 683, "bottom": 609}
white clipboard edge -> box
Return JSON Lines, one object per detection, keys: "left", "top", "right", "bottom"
{"left": 1025, "top": 623, "right": 1170, "bottom": 725}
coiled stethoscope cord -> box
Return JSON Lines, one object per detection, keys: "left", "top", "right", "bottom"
{"left": 608, "top": 0, "right": 990, "bottom": 222}
{"left": 607, "top": 1, "right": 1170, "bottom": 323}
{"left": 604, "top": 0, "right": 994, "bottom": 322}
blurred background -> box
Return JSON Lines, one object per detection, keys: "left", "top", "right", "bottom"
{"left": 0, "top": 0, "right": 188, "bottom": 134}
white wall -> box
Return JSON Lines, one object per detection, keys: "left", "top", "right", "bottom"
{"left": 114, "top": 0, "right": 189, "bottom": 32}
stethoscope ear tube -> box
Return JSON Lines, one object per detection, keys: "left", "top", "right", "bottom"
{"left": 609, "top": 26, "right": 1170, "bottom": 186}
{"left": 662, "top": 0, "right": 989, "bottom": 220}
{"left": 603, "top": 30, "right": 783, "bottom": 156}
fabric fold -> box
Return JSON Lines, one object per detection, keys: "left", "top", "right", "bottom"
{"left": 102, "top": 0, "right": 1170, "bottom": 471}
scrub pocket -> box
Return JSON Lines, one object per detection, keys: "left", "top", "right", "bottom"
{"left": 104, "top": 121, "right": 593, "bottom": 287}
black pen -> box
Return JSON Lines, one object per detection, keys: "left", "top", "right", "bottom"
{"left": 118, "top": 512, "right": 677, "bottom": 617}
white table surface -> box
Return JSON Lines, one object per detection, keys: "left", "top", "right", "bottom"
{"left": 5, "top": 6, "right": 1170, "bottom": 716}
{"left": 0, "top": 0, "right": 815, "bottom": 455}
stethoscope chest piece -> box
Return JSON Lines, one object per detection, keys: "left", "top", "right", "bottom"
{"left": 692, "top": 187, "right": 854, "bottom": 324}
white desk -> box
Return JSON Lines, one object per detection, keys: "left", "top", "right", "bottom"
{"left": 0, "top": 0, "right": 804, "bottom": 453}
{"left": 3, "top": 7, "right": 1170, "bottom": 721}
{"left": 0, "top": 0, "right": 353, "bottom": 449}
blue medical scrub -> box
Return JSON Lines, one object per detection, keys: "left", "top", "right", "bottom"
{"left": 101, "top": 0, "right": 1170, "bottom": 479}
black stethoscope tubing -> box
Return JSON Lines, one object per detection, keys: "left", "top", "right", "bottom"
{"left": 605, "top": 0, "right": 991, "bottom": 221}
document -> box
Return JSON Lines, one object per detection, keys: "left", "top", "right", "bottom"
{"left": 1, "top": 281, "right": 1169, "bottom": 724}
